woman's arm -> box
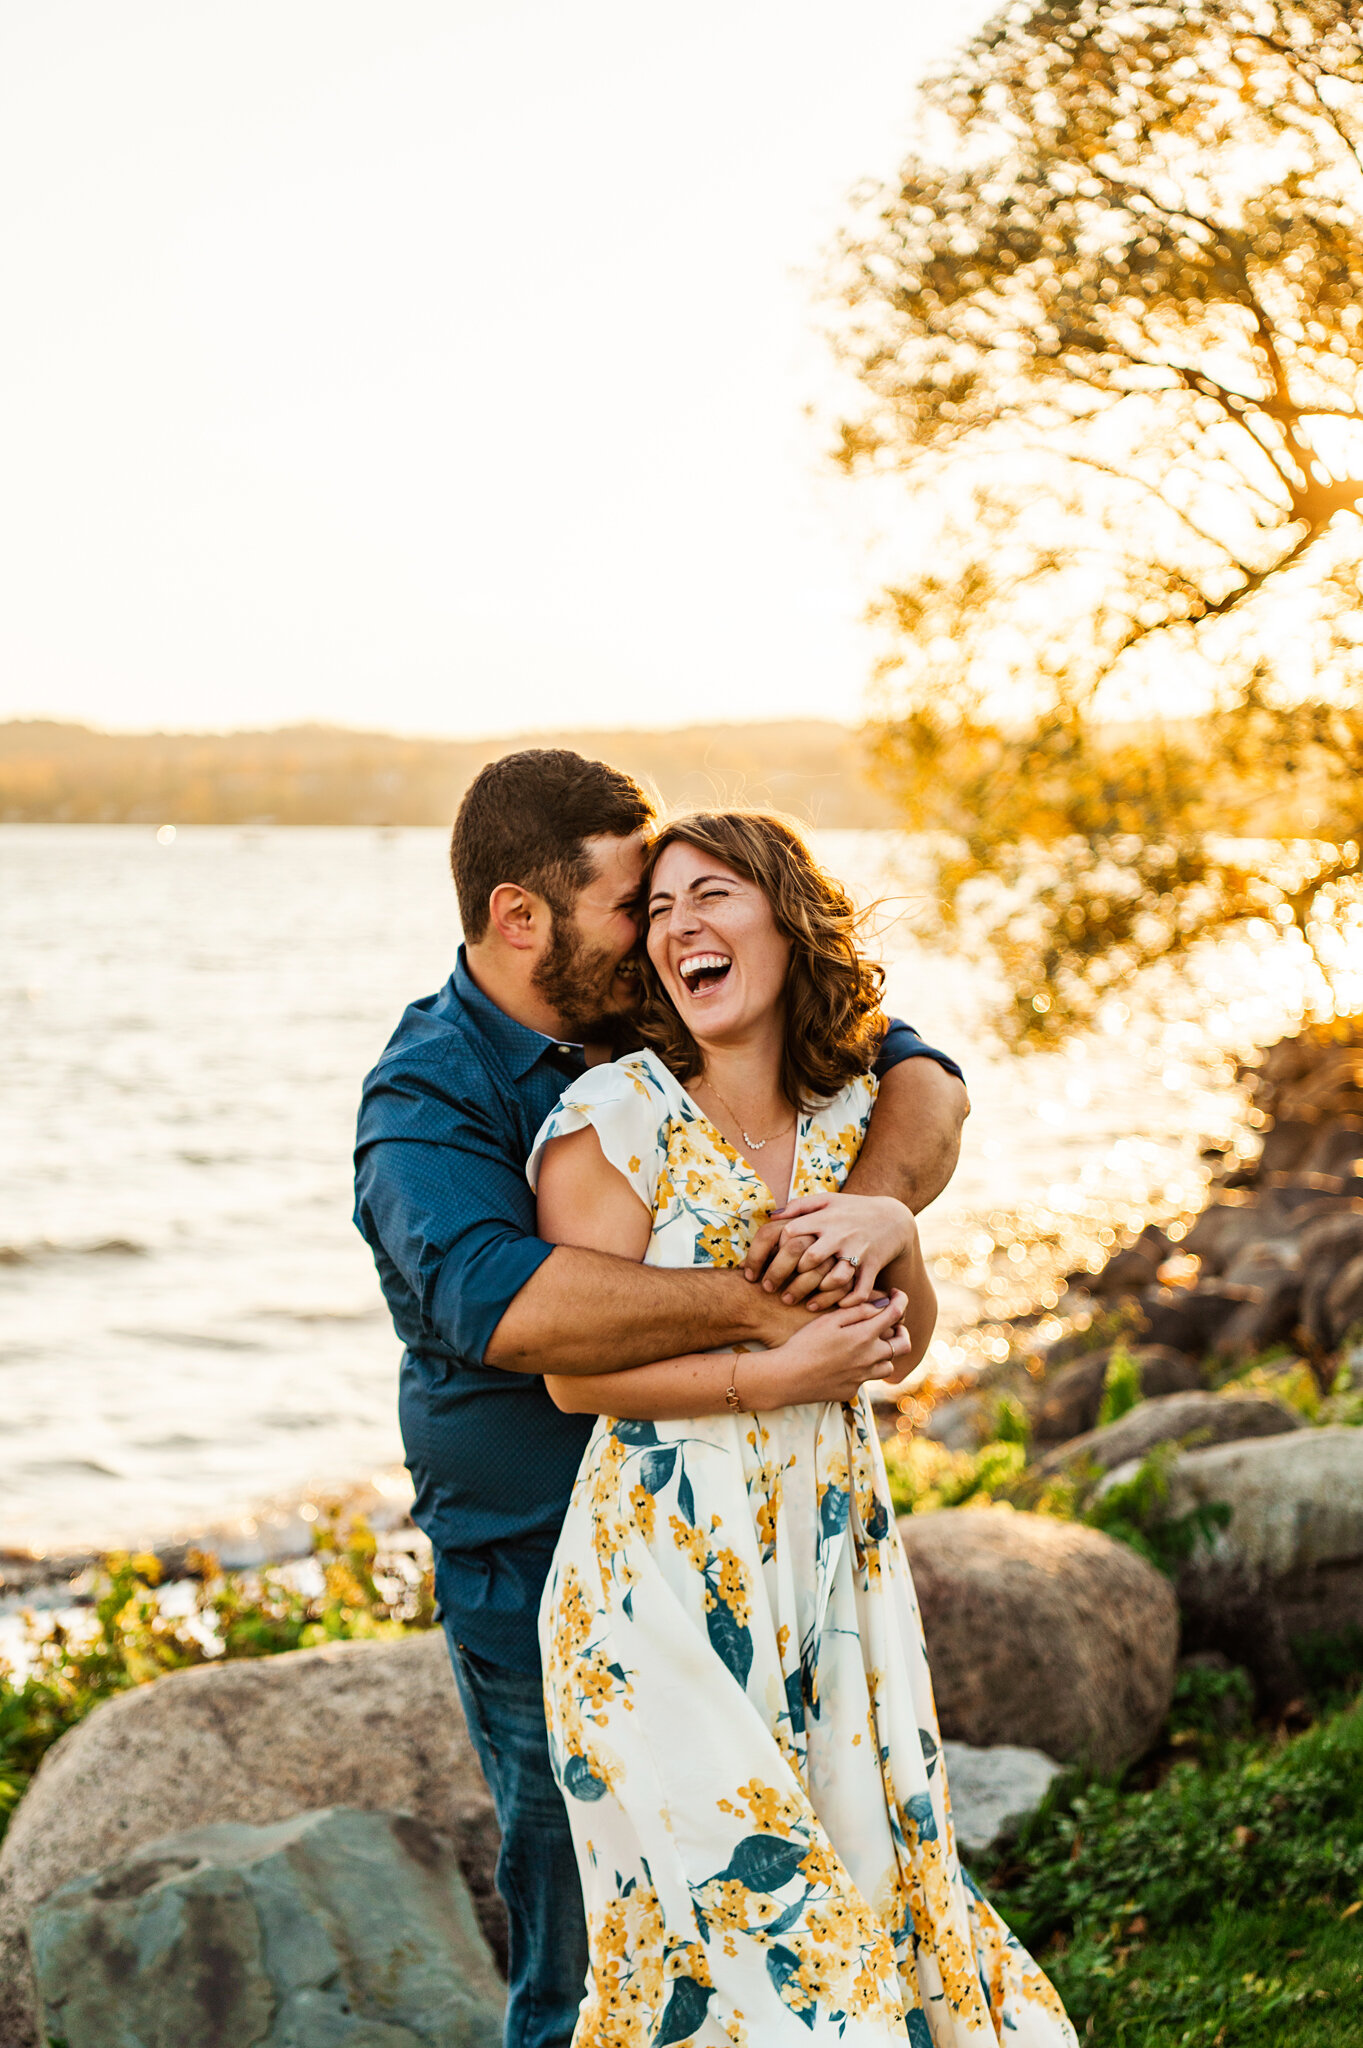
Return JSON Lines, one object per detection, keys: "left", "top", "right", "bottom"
{"left": 535, "top": 1125, "right": 914, "bottom": 1417}
{"left": 546, "top": 1293, "right": 915, "bottom": 1417}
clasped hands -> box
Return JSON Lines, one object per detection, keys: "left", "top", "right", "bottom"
{"left": 744, "top": 1192, "right": 914, "bottom": 1309}
{"left": 742, "top": 1193, "right": 921, "bottom": 1394}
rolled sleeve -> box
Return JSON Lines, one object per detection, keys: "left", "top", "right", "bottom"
{"left": 875, "top": 1016, "right": 965, "bottom": 1085}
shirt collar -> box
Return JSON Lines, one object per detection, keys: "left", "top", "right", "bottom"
{"left": 452, "top": 946, "right": 585, "bottom": 1081}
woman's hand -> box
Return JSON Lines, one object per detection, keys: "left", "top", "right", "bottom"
{"left": 743, "top": 1291, "right": 913, "bottom": 1408}
{"left": 744, "top": 1194, "right": 917, "bottom": 1309}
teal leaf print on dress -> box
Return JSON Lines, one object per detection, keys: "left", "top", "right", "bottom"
{"left": 907, "top": 2011, "right": 934, "bottom": 2047}
{"left": 919, "top": 1727, "right": 939, "bottom": 1777}
{"left": 639, "top": 1446, "right": 678, "bottom": 1493}
{"left": 562, "top": 1754, "right": 609, "bottom": 1802}
{"left": 718, "top": 1832, "right": 809, "bottom": 1892}
{"left": 612, "top": 1419, "right": 658, "bottom": 1446}
{"left": 904, "top": 1790, "right": 938, "bottom": 1841}
{"left": 766, "top": 1944, "right": 817, "bottom": 2029}
{"left": 784, "top": 1667, "right": 806, "bottom": 1735}
{"left": 705, "top": 1594, "right": 753, "bottom": 1690}
{"left": 820, "top": 1484, "right": 849, "bottom": 1541}
{"left": 655, "top": 1975, "right": 713, "bottom": 2045}
{"left": 676, "top": 1467, "right": 696, "bottom": 1526}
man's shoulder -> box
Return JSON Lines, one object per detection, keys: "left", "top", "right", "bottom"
{"left": 358, "top": 983, "right": 500, "bottom": 1135}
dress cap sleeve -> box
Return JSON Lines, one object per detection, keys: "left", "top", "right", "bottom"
{"left": 526, "top": 1055, "right": 667, "bottom": 1210}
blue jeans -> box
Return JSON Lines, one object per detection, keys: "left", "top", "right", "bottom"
{"left": 443, "top": 1622, "right": 588, "bottom": 2048}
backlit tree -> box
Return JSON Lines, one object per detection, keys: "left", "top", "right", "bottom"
{"left": 836, "top": 0, "right": 1363, "bottom": 1043}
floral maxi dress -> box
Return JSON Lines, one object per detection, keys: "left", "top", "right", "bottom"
{"left": 529, "top": 1050, "right": 1075, "bottom": 2048}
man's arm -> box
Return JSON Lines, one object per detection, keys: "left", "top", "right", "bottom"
{"left": 485, "top": 1244, "right": 803, "bottom": 1374}
{"left": 845, "top": 1053, "right": 969, "bottom": 1212}
{"left": 355, "top": 1103, "right": 806, "bottom": 1380}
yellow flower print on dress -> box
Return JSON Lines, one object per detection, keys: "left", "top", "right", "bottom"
{"left": 530, "top": 1048, "right": 1077, "bottom": 2047}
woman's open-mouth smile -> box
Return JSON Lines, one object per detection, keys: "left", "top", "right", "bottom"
{"left": 677, "top": 951, "right": 732, "bottom": 999}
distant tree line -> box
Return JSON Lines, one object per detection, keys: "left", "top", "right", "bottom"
{"left": 0, "top": 719, "right": 900, "bottom": 832}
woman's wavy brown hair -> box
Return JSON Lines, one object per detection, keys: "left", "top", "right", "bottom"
{"left": 632, "top": 809, "right": 887, "bottom": 1107}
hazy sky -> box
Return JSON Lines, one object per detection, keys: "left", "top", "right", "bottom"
{"left": 1, "top": 2, "right": 992, "bottom": 738}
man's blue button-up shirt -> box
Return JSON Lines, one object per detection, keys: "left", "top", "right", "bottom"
{"left": 354, "top": 947, "right": 963, "bottom": 1673}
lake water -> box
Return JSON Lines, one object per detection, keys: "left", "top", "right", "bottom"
{"left": 0, "top": 825, "right": 1309, "bottom": 1556}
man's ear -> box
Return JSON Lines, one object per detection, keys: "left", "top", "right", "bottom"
{"left": 487, "top": 882, "right": 548, "bottom": 951}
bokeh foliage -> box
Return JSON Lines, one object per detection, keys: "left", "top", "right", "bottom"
{"left": 836, "top": 0, "right": 1363, "bottom": 1043}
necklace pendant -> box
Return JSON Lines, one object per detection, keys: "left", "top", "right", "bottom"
{"left": 742, "top": 1129, "right": 768, "bottom": 1150}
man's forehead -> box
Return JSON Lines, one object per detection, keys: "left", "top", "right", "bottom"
{"left": 581, "top": 830, "right": 646, "bottom": 894}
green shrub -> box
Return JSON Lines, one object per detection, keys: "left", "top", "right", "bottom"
{"left": 985, "top": 1700, "right": 1363, "bottom": 2044}
{"left": 991, "top": 1392, "right": 1032, "bottom": 1447}
{"left": 1080, "top": 1443, "right": 1232, "bottom": 1577}
{"left": 0, "top": 1516, "right": 434, "bottom": 1846}
{"left": 880, "top": 1433, "right": 1026, "bottom": 1515}
{"left": 1098, "top": 1343, "right": 1144, "bottom": 1428}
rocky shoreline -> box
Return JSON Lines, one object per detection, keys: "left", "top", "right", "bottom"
{"left": 912, "top": 1016, "right": 1363, "bottom": 1711}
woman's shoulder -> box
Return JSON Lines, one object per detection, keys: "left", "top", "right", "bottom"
{"left": 558, "top": 1047, "right": 680, "bottom": 1112}
{"left": 811, "top": 1067, "right": 878, "bottom": 1125}
{"left": 527, "top": 1049, "right": 678, "bottom": 1193}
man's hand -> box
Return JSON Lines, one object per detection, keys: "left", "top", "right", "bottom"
{"left": 744, "top": 1194, "right": 915, "bottom": 1309}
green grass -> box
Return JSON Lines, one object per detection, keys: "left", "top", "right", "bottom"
{"left": 981, "top": 1698, "right": 1363, "bottom": 2045}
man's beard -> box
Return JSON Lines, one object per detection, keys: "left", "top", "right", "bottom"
{"left": 532, "top": 910, "right": 640, "bottom": 1046}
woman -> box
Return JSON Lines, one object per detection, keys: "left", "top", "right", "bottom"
{"left": 528, "top": 812, "right": 1075, "bottom": 2048}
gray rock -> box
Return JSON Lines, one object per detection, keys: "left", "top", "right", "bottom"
{"left": 1213, "top": 1269, "right": 1303, "bottom": 1356}
{"left": 1025, "top": 1344, "right": 1200, "bottom": 1446}
{"left": 0, "top": 1634, "right": 500, "bottom": 2048}
{"left": 1183, "top": 1197, "right": 1269, "bottom": 1277}
{"left": 941, "top": 1742, "right": 1065, "bottom": 1865}
{"left": 1257, "top": 1118, "right": 1319, "bottom": 1179}
{"left": 1087, "top": 1245, "right": 1161, "bottom": 1298}
{"left": 1298, "top": 1213, "right": 1363, "bottom": 1350}
{"left": 29, "top": 1807, "right": 505, "bottom": 2048}
{"left": 898, "top": 1506, "right": 1178, "bottom": 1773}
{"left": 1120, "top": 1423, "right": 1363, "bottom": 1709}
{"left": 1322, "top": 1250, "right": 1363, "bottom": 1352}
{"left": 1032, "top": 1390, "right": 1302, "bottom": 1480}
{"left": 1140, "top": 1284, "right": 1255, "bottom": 1356}
{"left": 1101, "top": 1424, "right": 1363, "bottom": 1582}
{"left": 921, "top": 1389, "right": 998, "bottom": 1453}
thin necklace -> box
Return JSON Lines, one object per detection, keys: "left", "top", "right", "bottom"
{"left": 701, "top": 1077, "right": 795, "bottom": 1153}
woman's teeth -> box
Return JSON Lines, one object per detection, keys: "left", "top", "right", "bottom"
{"left": 678, "top": 952, "right": 732, "bottom": 995}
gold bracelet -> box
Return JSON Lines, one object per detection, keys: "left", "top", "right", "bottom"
{"left": 724, "top": 1353, "right": 744, "bottom": 1413}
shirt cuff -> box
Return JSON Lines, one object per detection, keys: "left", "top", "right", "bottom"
{"left": 874, "top": 1017, "right": 965, "bottom": 1086}
{"left": 431, "top": 1231, "right": 556, "bottom": 1368}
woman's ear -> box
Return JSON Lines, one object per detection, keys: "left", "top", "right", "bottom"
{"left": 486, "top": 882, "right": 547, "bottom": 951}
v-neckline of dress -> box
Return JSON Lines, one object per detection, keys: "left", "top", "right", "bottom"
{"left": 671, "top": 1068, "right": 810, "bottom": 1211}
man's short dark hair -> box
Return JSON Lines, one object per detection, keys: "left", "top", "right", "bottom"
{"left": 451, "top": 749, "right": 654, "bottom": 942}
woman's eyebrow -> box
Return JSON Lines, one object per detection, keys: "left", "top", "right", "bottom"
{"left": 647, "top": 871, "right": 737, "bottom": 906}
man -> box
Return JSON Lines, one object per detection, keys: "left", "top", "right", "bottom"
{"left": 354, "top": 749, "right": 968, "bottom": 2048}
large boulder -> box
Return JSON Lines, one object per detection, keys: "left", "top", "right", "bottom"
{"left": 1025, "top": 1344, "right": 1201, "bottom": 1446}
{"left": 1102, "top": 1424, "right": 1363, "bottom": 1587}
{"left": 29, "top": 1807, "right": 505, "bottom": 2048}
{"left": 1033, "top": 1390, "right": 1303, "bottom": 1481}
{"left": 1297, "top": 1212, "right": 1363, "bottom": 1350}
{"left": 1102, "top": 1426, "right": 1363, "bottom": 1709}
{"left": 897, "top": 1506, "right": 1178, "bottom": 1774}
{"left": 0, "top": 1634, "right": 499, "bottom": 2048}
